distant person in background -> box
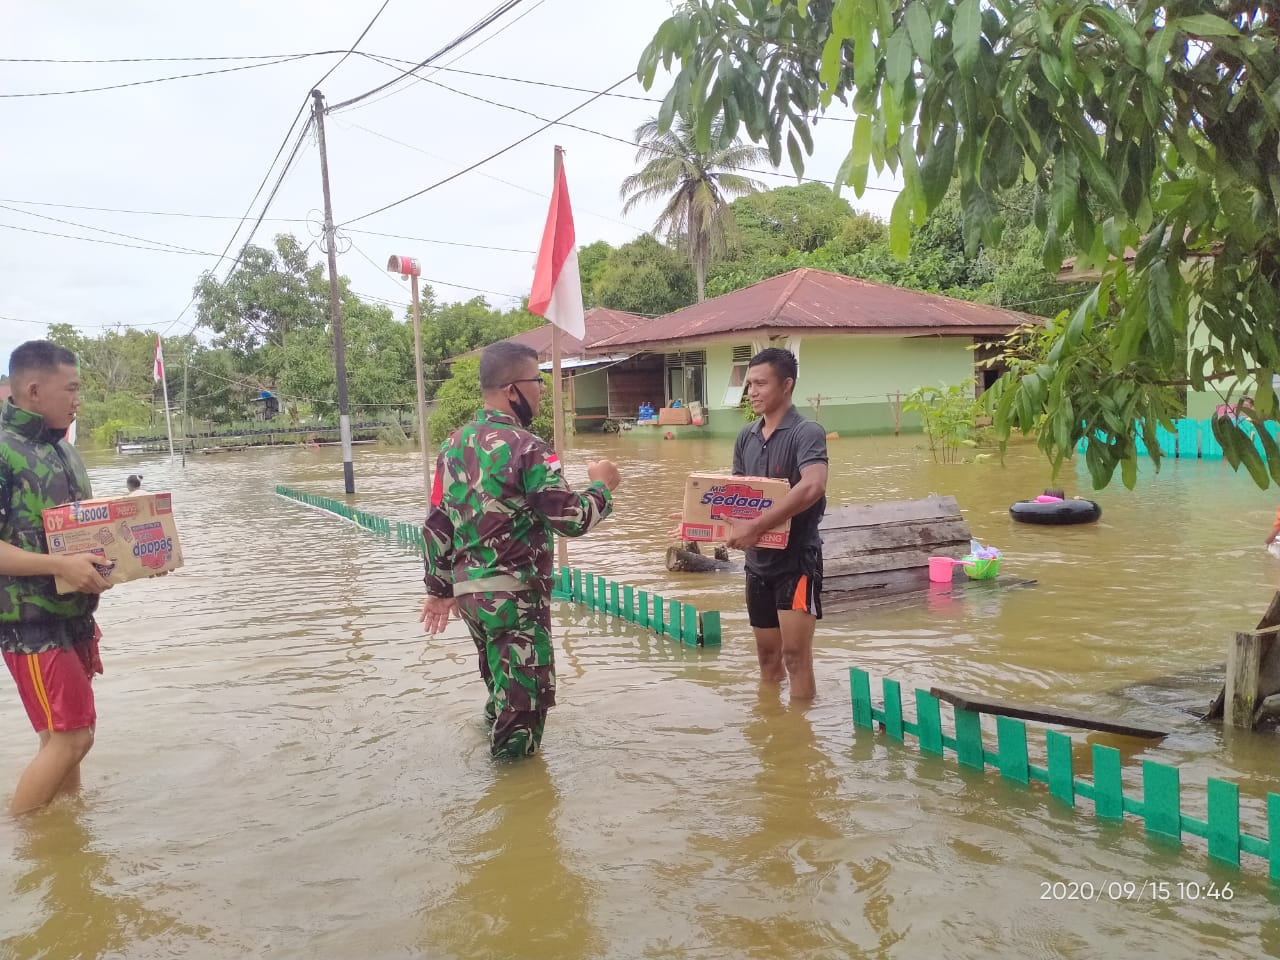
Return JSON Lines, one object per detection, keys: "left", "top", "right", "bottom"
{"left": 0, "top": 340, "right": 112, "bottom": 816}
{"left": 420, "top": 341, "right": 621, "bottom": 759}
{"left": 126, "top": 475, "right": 143, "bottom": 495}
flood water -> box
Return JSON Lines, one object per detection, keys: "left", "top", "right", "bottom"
{"left": 4, "top": 429, "right": 1280, "bottom": 959}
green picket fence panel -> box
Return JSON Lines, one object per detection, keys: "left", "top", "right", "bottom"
{"left": 681, "top": 603, "right": 699, "bottom": 647}
{"left": 700, "top": 611, "right": 721, "bottom": 646}
{"left": 848, "top": 667, "right": 1280, "bottom": 885}
{"left": 280, "top": 489, "right": 728, "bottom": 647}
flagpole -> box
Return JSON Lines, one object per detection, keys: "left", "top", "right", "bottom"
{"left": 551, "top": 146, "right": 569, "bottom": 569}
{"left": 157, "top": 336, "right": 175, "bottom": 460}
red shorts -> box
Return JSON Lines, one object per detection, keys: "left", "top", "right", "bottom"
{"left": 4, "top": 645, "right": 97, "bottom": 733}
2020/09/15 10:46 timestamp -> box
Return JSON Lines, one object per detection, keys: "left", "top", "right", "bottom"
{"left": 1040, "top": 879, "right": 1235, "bottom": 902}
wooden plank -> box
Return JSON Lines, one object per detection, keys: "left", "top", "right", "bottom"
{"left": 1226, "top": 630, "right": 1263, "bottom": 728}
{"left": 1204, "top": 590, "right": 1280, "bottom": 721}
{"left": 822, "top": 519, "right": 974, "bottom": 556}
{"left": 819, "top": 495, "right": 964, "bottom": 529}
{"left": 930, "top": 686, "right": 1169, "bottom": 739}
{"left": 825, "top": 542, "right": 971, "bottom": 578}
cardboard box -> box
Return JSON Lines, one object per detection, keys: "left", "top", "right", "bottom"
{"left": 43, "top": 493, "right": 184, "bottom": 593}
{"left": 658, "top": 406, "right": 692, "bottom": 426}
{"left": 681, "top": 473, "right": 791, "bottom": 549}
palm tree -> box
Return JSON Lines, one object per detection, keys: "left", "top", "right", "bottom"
{"left": 620, "top": 116, "right": 769, "bottom": 302}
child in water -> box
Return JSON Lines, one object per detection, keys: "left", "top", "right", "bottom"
{"left": 126, "top": 474, "right": 144, "bottom": 495}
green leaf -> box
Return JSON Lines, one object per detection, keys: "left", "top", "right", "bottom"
{"left": 886, "top": 27, "right": 913, "bottom": 95}
{"left": 1039, "top": 51, "right": 1064, "bottom": 93}
{"left": 889, "top": 189, "right": 912, "bottom": 259}
{"left": 819, "top": 32, "right": 844, "bottom": 97}
{"left": 786, "top": 130, "right": 806, "bottom": 179}
{"left": 850, "top": 114, "right": 872, "bottom": 194}
{"left": 1146, "top": 259, "right": 1175, "bottom": 366}
{"left": 953, "top": 0, "right": 981, "bottom": 75}
{"left": 852, "top": 2, "right": 876, "bottom": 89}
{"left": 1173, "top": 14, "right": 1241, "bottom": 37}
{"left": 905, "top": 1, "right": 933, "bottom": 68}
{"left": 1121, "top": 451, "right": 1137, "bottom": 489}
{"left": 919, "top": 124, "right": 956, "bottom": 208}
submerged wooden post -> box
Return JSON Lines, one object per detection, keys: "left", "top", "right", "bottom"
{"left": 1226, "top": 630, "right": 1264, "bottom": 728}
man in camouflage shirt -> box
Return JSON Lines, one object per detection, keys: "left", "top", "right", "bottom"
{"left": 1, "top": 341, "right": 113, "bottom": 815}
{"left": 420, "top": 342, "right": 621, "bottom": 759}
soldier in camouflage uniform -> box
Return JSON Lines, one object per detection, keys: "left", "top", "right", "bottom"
{"left": 420, "top": 341, "right": 621, "bottom": 759}
{"left": 1, "top": 341, "right": 114, "bottom": 815}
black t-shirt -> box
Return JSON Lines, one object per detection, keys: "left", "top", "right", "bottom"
{"left": 732, "top": 405, "right": 827, "bottom": 577}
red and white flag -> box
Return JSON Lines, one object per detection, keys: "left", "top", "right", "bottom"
{"left": 528, "top": 163, "right": 585, "bottom": 341}
{"left": 153, "top": 335, "right": 165, "bottom": 383}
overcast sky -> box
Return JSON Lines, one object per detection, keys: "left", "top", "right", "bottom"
{"left": 0, "top": 0, "right": 902, "bottom": 368}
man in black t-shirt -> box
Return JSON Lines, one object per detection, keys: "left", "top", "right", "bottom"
{"left": 725, "top": 348, "right": 828, "bottom": 700}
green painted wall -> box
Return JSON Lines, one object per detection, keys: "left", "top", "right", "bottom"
{"left": 572, "top": 369, "right": 609, "bottom": 429}
{"left": 694, "top": 334, "right": 975, "bottom": 432}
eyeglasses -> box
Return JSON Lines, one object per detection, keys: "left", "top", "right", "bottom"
{"left": 507, "top": 377, "right": 548, "bottom": 388}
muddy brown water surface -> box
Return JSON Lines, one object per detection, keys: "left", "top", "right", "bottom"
{"left": 4, "top": 431, "right": 1280, "bottom": 959}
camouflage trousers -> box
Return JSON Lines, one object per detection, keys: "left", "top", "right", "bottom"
{"left": 455, "top": 589, "right": 555, "bottom": 760}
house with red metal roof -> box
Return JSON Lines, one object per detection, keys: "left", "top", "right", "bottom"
{"left": 583, "top": 267, "right": 1040, "bottom": 437}
{"left": 453, "top": 306, "right": 653, "bottom": 430}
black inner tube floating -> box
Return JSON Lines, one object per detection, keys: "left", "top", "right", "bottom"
{"left": 1009, "top": 498, "right": 1102, "bottom": 525}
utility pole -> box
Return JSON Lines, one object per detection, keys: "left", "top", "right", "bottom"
{"left": 181, "top": 350, "right": 189, "bottom": 465}
{"left": 312, "top": 88, "right": 355, "bottom": 494}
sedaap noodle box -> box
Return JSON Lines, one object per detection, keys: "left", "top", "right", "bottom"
{"left": 680, "top": 473, "right": 791, "bottom": 549}
{"left": 43, "top": 493, "right": 184, "bottom": 594}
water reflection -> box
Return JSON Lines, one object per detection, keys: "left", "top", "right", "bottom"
{"left": 681, "top": 691, "right": 904, "bottom": 959}
{"left": 419, "top": 759, "right": 598, "bottom": 960}
{"left": 0, "top": 806, "right": 192, "bottom": 959}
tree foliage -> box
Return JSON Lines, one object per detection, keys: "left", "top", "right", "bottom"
{"left": 641, "top": 0, "right": 1280, "bottom": 488}
{"left": 428, "top": 358, "right": 552, "bottom": 445}
{"left": 620, "top": 115, "right": 769, "bottom": 301}
{"left": 593, "top": 234, "right": 697, "bottom": 315}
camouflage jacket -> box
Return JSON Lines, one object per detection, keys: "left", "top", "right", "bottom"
{"left": 423, "top": 408, "right": 612, "bottom": 599}
{"left": 0, "top": 400, "right": 98, "bottom": 653}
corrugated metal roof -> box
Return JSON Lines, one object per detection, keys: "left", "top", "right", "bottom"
{"left": 587, "top": 268, "right": 1040, "bottom": 353}
{"left": 450, "top": 307, "right": 648, "bottom": 363}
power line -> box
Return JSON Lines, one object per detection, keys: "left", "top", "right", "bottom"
{"left": 0, "top": 54, "right": 315, "bottom": 98}
{"left": 0, "top": 222, "right": 219, "bottom": 256}
{"left": 341, "top": 73, "right": 633, "bottom": 225}
{"left": 0, "top": 197, "right": 310, "bottom": 222}
{"left": 338, "top": 119, "right": 647, "bottom": 232}
{"left": 312, "top": 0, "right": 394, "bottom": 90}
{"left": 0, "top": 197, "right": 537, "bottom": 253}
{"left": 345, "top": 226, "right": 533, "bottom": 254}
{"left": 326, "top": 0, "right": 530, "bottom": 113}
{"left": 0, "top": 51, "right": 347, "bottom": 64}
{"left": 0, "top": 203, "right": 219, "bottom": 255}
{"left": 159, "top": 1, "right": 395, "bottom": 340}
{"left": 395, "top": 69, "right": 890, "bottom": 193}
{"left": 360, "top": 52, "right": 665, "bottom": 104}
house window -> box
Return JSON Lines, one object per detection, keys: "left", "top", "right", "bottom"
{"left": 723, "top": 345, "right": 752, "bottom": 406}
{"left": 664, "top": 350, "right": 707, "bottom": 406}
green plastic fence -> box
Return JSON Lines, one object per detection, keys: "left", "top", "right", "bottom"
{"left": 550, "top": 567, "right": 721, "bottom": 648}
{"left": 275, "top": 485, "right": 721, "bottom": 647}
{"left": 850, "top": 667, "right": 1280, "bottom": 883}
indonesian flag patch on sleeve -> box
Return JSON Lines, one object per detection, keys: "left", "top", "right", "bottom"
{"left": 546, "top": 452, "right": 562, "bottom": 474}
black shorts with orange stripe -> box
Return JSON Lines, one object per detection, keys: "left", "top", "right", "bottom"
{"left": 744, "top": 550, "right": 823, "bottom": 629}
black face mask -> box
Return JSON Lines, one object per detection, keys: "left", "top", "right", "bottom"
{"left": 509, "top": 384, "right": 535, "bottom": 428}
